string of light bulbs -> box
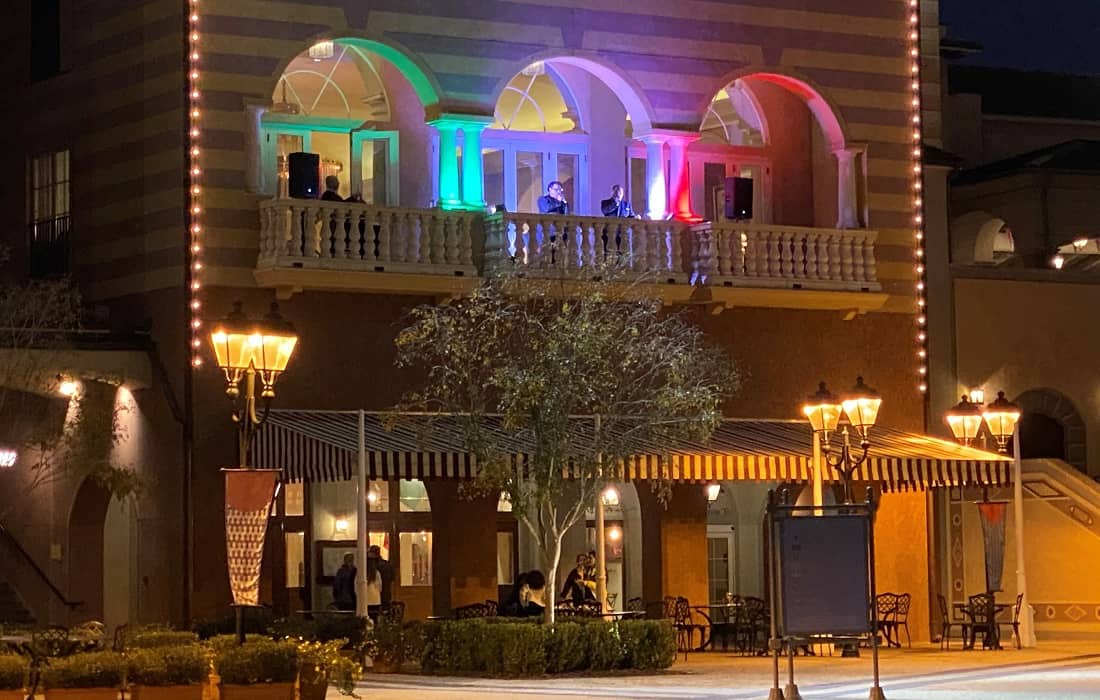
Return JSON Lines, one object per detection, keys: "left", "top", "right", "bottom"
{"left": 188, "top": 0, "right": 204, "bottom": 368}
{"left": 907, "top": 0, "right": 928, "bottom": 394}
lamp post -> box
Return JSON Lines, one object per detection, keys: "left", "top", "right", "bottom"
{"left": 802, "top": 377, "right": 883, "bottom": 504}
{"left": 944, "top": 389, "right": 1033, "bottom": 647}
{"left": 210, "top": 301, "right": 299, "bottom": 643}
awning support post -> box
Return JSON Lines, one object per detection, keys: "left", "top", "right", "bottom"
{"left": 356, "top": 409, "right": 368, "bottom": 619}
{"left": 1013, "top": 424, "right": 1035, "bottom": 647}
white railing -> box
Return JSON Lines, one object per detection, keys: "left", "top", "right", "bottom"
{"left": 691, "top": 222, "right": 880, "bottom": 291}
{"left": 258, "top": 199, "right": 478, "bottom": 276}
{"left": 484, "top": 213, "right": 689, "bottom": 282}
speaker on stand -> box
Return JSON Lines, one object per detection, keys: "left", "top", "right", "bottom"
{"left": 724, "top": 176, "right": 754, "bottom": 220}
{"left": 288, "top": 152, "right": 320, "bottom": 199}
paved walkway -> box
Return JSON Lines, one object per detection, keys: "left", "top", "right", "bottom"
{"left": 341, "top": 642, "right": 1100, "bottom": 699}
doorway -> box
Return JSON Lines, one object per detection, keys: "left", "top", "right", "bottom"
{"left": 706, "top": 524, "right": 736, "bottom": 604}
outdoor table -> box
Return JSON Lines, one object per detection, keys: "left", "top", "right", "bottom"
{"left": 294, "top": 609, "right": 355, "bottom": 619}
{"left": 0, "top": 635, "right": 30, "bottom": 655}
{"left": 692, "top": 603, "right": 744, "bottom": 651}
{"left": 953, "top": 602, "right": 1010, "bottom": 649}
{"left": 601, "top": 610, "right": 644, "bottom": 620}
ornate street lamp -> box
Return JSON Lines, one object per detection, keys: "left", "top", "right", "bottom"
{"left": 945, "top": 395, "right": 984, "bottom": 446}
{"left": 209, "top": 301, "right": 298, "bottom": 643}
{"left": 981, "top": 391, "right": 1020, "bottom": 453}
{"left": 802, "top": 377, "right": 882, "bottom": 504}
{"left": 210, "top": 301, "right": 299, "bottom": 468}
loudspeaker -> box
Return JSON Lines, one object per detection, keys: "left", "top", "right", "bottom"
{"left": 724, "top": 176, "right": 754, "bottom": 220}
{"left": 288, "top": 152, "right": 320, "bottom": 199}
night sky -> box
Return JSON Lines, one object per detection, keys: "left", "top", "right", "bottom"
{"left": 940, "top": 0, "right": 1100, "bottom": 74}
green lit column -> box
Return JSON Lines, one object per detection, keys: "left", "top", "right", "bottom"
{"left": 460, "top": 118, "right": 491, "bottom": 209}
{"left": 430, "top": 119, "right": 462, "bottom": 209}
{"left": 429, "top": 114, "right": 493, "bottom": 211}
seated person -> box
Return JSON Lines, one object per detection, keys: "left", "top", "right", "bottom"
{"left": 523, "top": 570, "right": 547, "bottom": 618}
{"left": 320, "top": 175, "right": 344, "bottom": 201}
{"left": 501, "top": 571, "right": 530, "bottom": 617}
{"left": 537, "top": 181, "right": 569, "bottom": 215}
{"left": 561, "top": 554, "right": 596, "bottom": 604}
{"left": 600, "top": 185, "right": 638, "bottom": 218}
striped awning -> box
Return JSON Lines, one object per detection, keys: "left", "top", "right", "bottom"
{"left": 253, "top": 410, "right": 1011, "bottom": 491}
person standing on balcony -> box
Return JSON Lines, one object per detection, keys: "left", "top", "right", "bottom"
{"left": 537, "top": 181, "right": 569, "bottom": 215}
{"left": 320, "top": 175, "right": 344, "bottom": 201}
{"left": 601, "top": 185, "right": 637, "bottom": 218}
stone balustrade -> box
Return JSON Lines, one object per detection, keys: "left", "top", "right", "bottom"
{"left": 691, "top": 222, "right": 880, "bottom": 291}
{"left": 258, "top": 199, "right": 478, "bottom": 276}
{"left": 484, "top": 213, "right": 689, "bottom": 282}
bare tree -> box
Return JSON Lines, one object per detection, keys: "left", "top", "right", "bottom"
{"left": 393, "top": 271, "right": 738, "bottom": 621}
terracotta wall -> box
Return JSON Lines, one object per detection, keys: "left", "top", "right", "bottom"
{"left": 874, "top": 491, "right": 931, "bottom": 643}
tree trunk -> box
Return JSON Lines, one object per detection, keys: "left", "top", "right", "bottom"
{"left": 544, "top": 535, "right": 562, "bottom": 624}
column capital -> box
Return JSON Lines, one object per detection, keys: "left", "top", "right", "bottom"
{"left": 426, "top": 111, "right": 495, "bottom": 130}
{"left": 831, "top": 143, "right": 868, "bottom": 159}
{"left": 637, "top": 128, "right": 701, "bottom": 146}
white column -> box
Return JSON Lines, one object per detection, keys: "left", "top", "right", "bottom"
{"left": 666, "top": 134, "right": 700, "bottom": 221}
{"left": 1013, "top": 425, "right": 1036, "bottom": 646}
{"left": 833, "top": 147, "right": 861, "bottom": 229}
{"left": 244, "top": 104, "right": 267, "bottom": 194}
{"left": 356, "top": 409, "right": 368, "bottom": 618}
{"left": 641, "top": 136, "right": 667, "bottom": 220}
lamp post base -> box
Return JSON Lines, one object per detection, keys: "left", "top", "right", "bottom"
{"left": 766, "top": 689, "right": 785, "bottom": 700}
{"left": 784, "top": 683, "right": 803, "bottom": 700}
{"left": 868, "top": 686, "right": 887, "bottom": 700}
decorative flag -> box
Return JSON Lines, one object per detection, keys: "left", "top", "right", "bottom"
{"left": 976, "top": 501, "right": 1008, "bottom": 593}
{"left": 224, "top": 469, "right": 280, "bottom": 606}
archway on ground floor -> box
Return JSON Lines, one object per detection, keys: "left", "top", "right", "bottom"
{"left": 67, "top": 476, "right": 112, "bottom": 623}
{"left": 697, "top": 69, "right": 855, "bottom": 229}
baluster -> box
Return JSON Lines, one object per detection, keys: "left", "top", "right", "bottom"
{"left": 441, "top": 215, "right": 457, "bottom": 265}
{"left": 633, "top": 223, "right": 649, "bottom": 270}
{"left": 850, "top": 233, "right": 865, "bottom": 282}
{"left": 691, "top": 227, "right": 712, "bottom": 284}
{"left": 430, "top": 213, "right": 446, "bottom": 264}
{"left": 408, "top": 213, "right": 423, "bottom": 264}
{"left": 792, "top": 231, "right": 806, "bottom": 279}
{"left": 828, "top": 234, "right": 842, "bottom": 281}
{"left": 391, "top": 212, "right": 407, "bottom": 263}
{"left": 377, "top": 210, "right": 392, "bottom": 264}
{"left": 668, "top": 225, "right": 683, "bottom": 275}
{"left": 581, "top": 223, "right": 595, "bottom": 270}
{"left": 744, "top": 230, "right": 758, "bottom": 277}
{"left": 764, "top": 230, "right": 781, "bottom": 279}
{"left": 522, "top": 222, "right": 533, "bottom": 267}
{"left": 863, "top": 233, "right": 877, "bottom": 284}
{"left": 804, "top": 232, "right": 819, "bottom": 280}
{"left": 716, "top": 228, "right": 733, "bottom": 277}
{"left": 459, "top": 215, "right": 474, "bottom": 266}
{"left": 780, "top": 231, "right": 795, "bottom": 278}
{"left": 308, "top": 206, "right": 323, "bottom": 259}
{"left": 840, "top": 234, "right": 855, "bottom": 281}
{"left": 624, "top": 222, "right": 636, "bottom": 269}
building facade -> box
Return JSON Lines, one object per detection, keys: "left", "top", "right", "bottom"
{"left": 2, "top": 0, "right": 956, "bottom": 637}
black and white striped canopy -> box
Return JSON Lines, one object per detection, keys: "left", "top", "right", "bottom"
{"left": 252, "top": 410, "right": 1011, "bottom": 491}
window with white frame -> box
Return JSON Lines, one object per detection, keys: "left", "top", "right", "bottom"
{"left": 29, "top": 149, "right": 70, "bottom": 278}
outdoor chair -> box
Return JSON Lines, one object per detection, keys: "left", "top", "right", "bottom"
{"left": 937, "top": 594, "right": 970, "bottom": 650}
{"left": 736, "top": 597, "right": 768, "bottom": 656}
{"left": 70, "top": 621, "right": 106, "bottom": 651}
{"left": 626, "top": 597, "right": 644, "bottom": 614}
{"left": 999, "top": 593, "right": 1024, "bottom": 650}
{"left": 894, "top": 594, "right": 912, "bottom": 648}
{"left": 111, "top": 623, "right": 130, "bottom": 652}
{"left": 966, "top": 593, "right": 997, "bottom": 649}
{"left": 662, "top": 596, "right": 677, "bottom": 619}
{"left": 672, "top": 597, "right": 707, "bottom": 660}
{"left": 483, "top": 600, "right": 499, "bottom": 617}
{"left": 875, "top": 593, "right": 899, "bottom": 647}
{"left": 711, "top": 595, "right": 742, "bottom": 652}
{"left": 454, "top": 602, "right": 490, "bottom": 619}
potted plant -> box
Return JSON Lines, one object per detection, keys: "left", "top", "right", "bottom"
{"left": 296, "top": 639, "right": 361, "bottom": 700}
{"left": 215, "top": 639, "right": 298, "bottom": 700}
{"left": 40, "top": 651, "right": 126, "bottom": 700}
{"left": 361, "top": 619, "right": 419, "bottom": 674}
{"left": 0, "top": 654, "right": 29, "bottom": 700}
{"left": 127, "top": 644, "right": 209, "bottom": 700}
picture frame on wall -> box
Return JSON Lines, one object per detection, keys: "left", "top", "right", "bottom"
{"left": 315, "top": 539, "right": 357, "bottom": 584}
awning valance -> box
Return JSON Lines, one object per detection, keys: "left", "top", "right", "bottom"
{"left": 253, "top": 411, "right": 1011, "bottom": 491}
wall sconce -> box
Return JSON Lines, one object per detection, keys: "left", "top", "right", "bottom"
{"left": 608, "top": 526, "right": 622, "bottom": 542}
{"left": 366, "top": 489, "right": 378, "bottom": 505}
{"left": 334, "top": 517, "right": 349, "bottom": 535}
{"left": 968, "top": 388, "right": 985, "bottom": 406}
{"left": 57, "top": 375, "right": 79, "bottom": 397}
{"left": 601, "top": 486, "right": 620, "bottom": 507}
{"left": 706, "top": 483, "right": 721, "bottom": 502}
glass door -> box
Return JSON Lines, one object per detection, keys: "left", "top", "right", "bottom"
{"left": 351, "top": 131, "right": 399, "bottom": 205}
{"left": 706, "top": 525, "right": 735, "bottom": 604}
{"left": 482, "top": 133, "right": 590, "bottom": 215}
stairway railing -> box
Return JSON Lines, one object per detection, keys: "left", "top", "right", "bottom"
{"left": 0, "top": 522, "right": 82, "bottom": 610}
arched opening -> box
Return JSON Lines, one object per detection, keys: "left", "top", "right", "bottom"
{"left": 951, "top": 211, "right": 1015, "bottom": 264}
{"left": 67, "top": 476, "right": 111, "bottom": 622}
{"left": 261, "top": 38, "right": 441, "bottom": 207}
{"left": 698, "top": 71, "right": 856, "bottom": 229}
{"left": 1014, "top": 389, "right": 1087, "bottom": 473}
{"left": 485, "top": 55, "right": 653, "bottom": 217}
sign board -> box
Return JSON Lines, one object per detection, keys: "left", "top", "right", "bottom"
{"left": 775, "top": 514, "right": 871, "bottom": 637}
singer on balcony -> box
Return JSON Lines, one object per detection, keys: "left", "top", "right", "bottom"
{"left": 600, "top": 184, "right": 638, "bottom": 218}
{"left": 538, "top": 181, "right": 569, "bottom": 215}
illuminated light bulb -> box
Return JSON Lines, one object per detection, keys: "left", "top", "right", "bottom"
{"left": 917, "top": 332, "right": 926, "bottom": 341}
{"left": 190, "top": 128, "right": 200, "bottom": 137}
{"left": 191, "top": 300, "right": 202, "bottom": 310}
{"left": 192, "top": 206, "right": 202, "bottom": 214}
{"left": 919, "top": 383, "right": 928, "bottom": 393}
{"left": 191, "top": 109, "right": 200, "bottom": 118}
{"left": 192, "top": 338, "right": 202, "bottom": 348}
{"left": 918, "top": 366, "right": 927, "bottom": 375}
{"left": 190, "top": 32, "right": 199, "bottom": 42}
{"left": 910, "top": 48, "right": 919, "bottom": 57}
{"left": 1052, "top": 255, "right": 1065, "bottom": 270}
{"left": 916, "top": 282, "right": 925, "bottom": 291}
{"left": 916, "top": 264, "right": 925, "bottom": 273}
{"left": 192, "top": 224, "right": 202, "bottom": 233}
{"left": 190, "top": 70, "right": 199, "bottom": 80}
{"left": 917, "top": 315, "right": 926, "bottom": 325}
{"left": 191, "top": 147, "right": 200, "bottom": 156}
{"left": 191, "top": 52, "right": 200, "bottom": 61}
{"left": 192, "top": 319, "right": 202, "bottom": 329}
{"left": 918, "top": 349, "right": 927, "bottom": 358}
{"left": 192, "top": 245, "right": 202, "bottom": 254}
{"left": 192, "top": 357, "right": 204, "bottom": 368}
{"left": 191, "top": 281, "right": 201, "bottom": 291}
{"left": 912, "top": 115, "right": 921, "bottom": 124}
{"left": 193, "top": 262, "right": 203, "bottom": 271}
{"left": 915, "top": 197, "right": 923, "bottom": 206}
{"left": 917, "top": 298, "right": 925, "bottom": 307}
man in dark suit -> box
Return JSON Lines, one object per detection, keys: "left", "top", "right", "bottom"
{"left": 320, "top": 175, "right": 343, "bottom": 201}
{"left": 537, "top": 181, "right": 569, "bottom": 215}
{"left": 600, "top": 185, "right": 638, "bottom": 218}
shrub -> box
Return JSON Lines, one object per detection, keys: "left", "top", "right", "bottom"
{"left": 215, "top": 638, "right": 298, "bottom": 685}
{"left": 127, "top": 629, "right": 201, "bottom": 650}
{"left": 544, "top": 623, "right": 588, "bottom": 674}
{"left": 296, "top": 639, "right": 361, "bottom": 696}
{"left": 127, "top": 644, "right": 209, "bottom": 686}
{"left": 193, "top": 610, "right": 274, "bottom": 640}
{"left": 497, "top": 624, "right": 548, "bottom": 676}
{"left": 0, "top": 654, "right": 29, "bottom": 690}
{"left": 360, "top": 618, "right": 422, "bottom": 669}
{"left": 619, "top": 621, "right": 676, "bottom": 670}
{"left": 585, "top": 622, "right": 623, "bottom": 671}
{"left": 271, "top": 616, "right": 368, "bottom": 647}
{"left": 41, "top": 651, "right": 127, "bottom": 689}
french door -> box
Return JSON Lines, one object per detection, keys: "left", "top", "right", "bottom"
{"left": 482, "top": 133, "right": 589, "bottom": 215}
{"left": 707, "top": 524, "right": 736, "bottom": 603}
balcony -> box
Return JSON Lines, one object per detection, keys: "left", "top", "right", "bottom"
{"left": 254, "top": 200, "right": 887, "bottom": 312}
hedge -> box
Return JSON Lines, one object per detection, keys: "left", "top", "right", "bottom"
{"left": 417, "top": 619, "right": 674, "bottom": 676}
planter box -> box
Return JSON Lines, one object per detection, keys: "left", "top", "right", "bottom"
{"left": 299, "top": 679, "right": 328, "bottom": 700}
{"left": 0, "top": 690, "right": 27, "bottom": 700}
{"left": 370, "top": 658, "right": 402, "bottom": 674}
{"left": 44, "top": 690, "right": 120, "bottom": 700}
{"left": 131, "top": 685, "right": 203, "bottom": 700}
{"left": 219, "top": 682, "right": 295, "bottom": 700}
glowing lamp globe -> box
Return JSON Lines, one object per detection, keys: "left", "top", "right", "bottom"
{"left": 841, "top": 376, "right": 882, "bottom": 441}
{"left": 209, "top": 301, "right": 298, "bottom": 398}
{"left": 253, "top": 303, "right": 298, "bottom": 398}
{"left": 209, "top": 302, "right": 256, "bottom": 396}
{"left": 802, "top": 382, "right": 842, "bottom": 435}
{"left": 981, "top": 391, "right": 1020, "bottom": 452}
{"left": 945, "top": 395, "right": 983, "bottom": 445}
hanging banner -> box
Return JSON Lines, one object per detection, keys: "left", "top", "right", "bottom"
{"left": 224, "top": 468, "right": 280, "bottom": 606}
{"left": 976, "top": 501, "right": 1009, "bottom": 593}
